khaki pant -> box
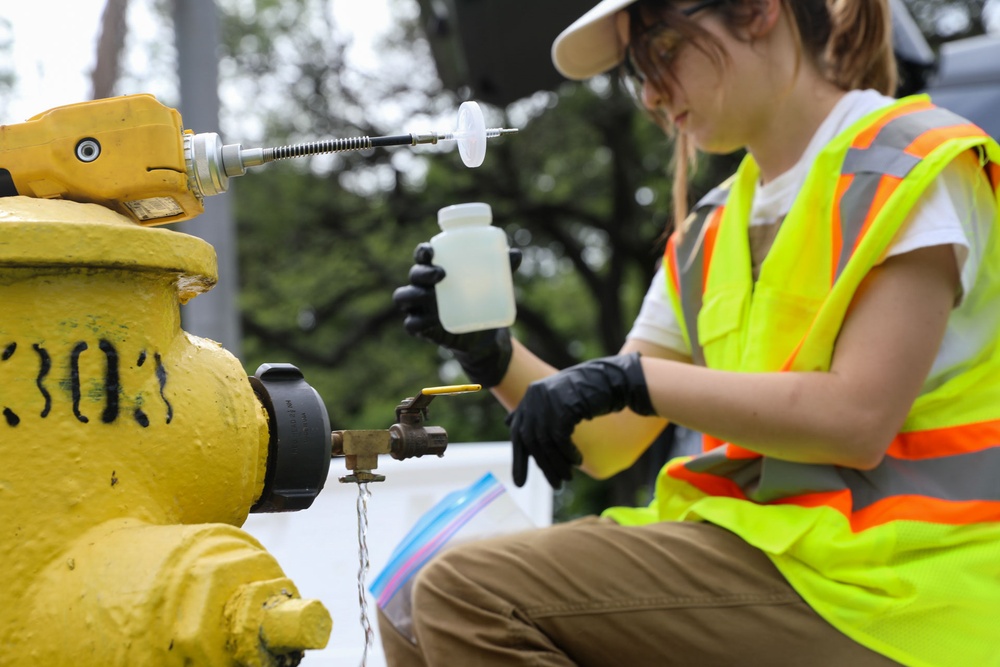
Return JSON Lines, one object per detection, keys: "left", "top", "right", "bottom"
{"left": 378, "top": 517, "right": 899, "bottom": 666}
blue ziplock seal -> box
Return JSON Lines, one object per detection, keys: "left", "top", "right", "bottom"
{"left": 371, "top": 472, "right": 503, "bottom": 606}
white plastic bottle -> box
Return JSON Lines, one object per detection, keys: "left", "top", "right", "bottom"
{"left": 430, "top": 202, "right": 517, "bottom": 334}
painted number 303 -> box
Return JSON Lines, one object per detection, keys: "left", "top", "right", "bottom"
{"left": 0, "top": 340, "right": 173, "bottom": 428}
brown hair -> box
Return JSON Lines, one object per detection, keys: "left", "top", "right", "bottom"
{"left": 625, "top": 0, "right": 896, "bottom": 228}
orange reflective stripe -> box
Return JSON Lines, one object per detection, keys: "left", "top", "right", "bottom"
{"left": 702, "top": 433, "right": 725, "bottom": 452}
{"left": 779, "top": 342, "right": 804, "bottom": 372}
{"left": 851, "top": 97, "right": 935, "bottom": 149}
{"left": 667, "top": 201, "right": 727, "bottom": 367}
{"left": 850, "top": 496, "right": 1000, "bottom": 532}
{"left": 905, "top": 123, "right": 988, "bottom": 157}
{"left": 888, "top": 419, "right": 1000, "bottom": 459}
{"left": 672, "top": 444, "right": 1000, "bottom": 528}
{"left": 724, "top": 443, "right": 760, "bottom": 459}
{"left": 667, "top": 473, "right": 1000, "bottom": 532}
{"left": 664, "top": 234, "right": 680, "bottom": 295}
{"left": 701, "top": 207, "right": 723, "bottom": 287}
{"left": 769, "top": 493, "right": 1000, "bottom": 532}
{"left": 666, "top": 459, "right": 747, "bottom": 499}
{"left": 773, "top": 489, "right": 853, "bottom": 514}
{"left": 988, "top": 161, "right": 1000, "bottom": 189}
{"left": 670, "top": 448, "right": 1000, "bottom": 532}
{"left": 854, "top": 174, "right": 904, "bottom": 252}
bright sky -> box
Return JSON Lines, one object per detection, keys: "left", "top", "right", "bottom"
{"left": 1, "top": 0, "right": 391, "bottom": 125}
{"left": 3, "top": 1, "right": 110, "bottom": 122}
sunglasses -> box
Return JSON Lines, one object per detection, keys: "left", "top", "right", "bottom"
{"left": 623, "top": 0, "right": 724, "bottom": 87}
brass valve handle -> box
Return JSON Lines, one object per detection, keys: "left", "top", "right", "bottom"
{"left": 331, "top": 384, "right": 480, "bottom": 483}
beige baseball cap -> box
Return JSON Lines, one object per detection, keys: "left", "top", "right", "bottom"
{"left": 551, "top": 0, "right": 640, "bottom": 80}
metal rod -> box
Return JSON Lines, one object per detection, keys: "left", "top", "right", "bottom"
{"left": 246, "top": 128, "right": 518, "bottom": 165}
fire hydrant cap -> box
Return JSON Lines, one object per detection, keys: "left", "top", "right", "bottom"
{"left": 0, "top": 196, "right": 217, "bottom": 299}
{"left": 260, "top": 598, "right": 332, "bottom": 652}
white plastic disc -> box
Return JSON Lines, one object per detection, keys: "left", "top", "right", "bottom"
{"left": 455, "top": 101, "right": 487, "bottom": 168}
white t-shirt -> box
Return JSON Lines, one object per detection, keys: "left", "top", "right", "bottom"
{"left": 627, "top": 90, "right": 997, "bottom": 386}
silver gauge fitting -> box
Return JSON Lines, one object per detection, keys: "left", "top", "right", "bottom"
{"left": 183, "top": 132, "right": 263, "bottom": 198}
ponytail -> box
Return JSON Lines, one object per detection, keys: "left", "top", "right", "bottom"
{"left": 672, "top": 133, "right": 695, "bottom": 232}
{"left": 822, "top": 0, "right": 897, "bottom": 94}
{"left": 785, "top": 0, "right": 897, "bottom": 95}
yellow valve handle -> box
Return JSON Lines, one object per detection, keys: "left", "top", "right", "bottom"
{"left": 396, "top": 383, "right": 481, "bottom": 419}
{"left": 420, "top": 384, "right": 482, "bottom": 396}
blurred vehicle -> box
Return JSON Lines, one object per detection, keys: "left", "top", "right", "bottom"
{"left": 925, "top": 33, "right": 1000, "bottom": 138}
{"left": 891, "top": 0, "right": 1000, "bottom": 139}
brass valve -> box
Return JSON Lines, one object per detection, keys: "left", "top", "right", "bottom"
{"left": 330, "top": 384, "right": 480, "bottom": 483}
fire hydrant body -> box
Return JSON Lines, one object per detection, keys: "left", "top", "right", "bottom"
{"left": 0, "top": 197, "right": 331, "bottom": 665}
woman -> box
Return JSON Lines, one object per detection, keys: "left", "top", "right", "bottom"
{"left": 388, "top": 0, "right": 1000, "bottom": 664}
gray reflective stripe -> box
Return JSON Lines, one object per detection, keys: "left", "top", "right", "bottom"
{"left": 842, "top": 451, "right": 1000, "bottom": 510}
{"left": 835, "top": 171, "right": 882, "bottom": 279}
{"left": 682, "top": 446, "right": 1000, "bottom": 511}
{"left": 875, "top": 106, "right": 969, "bottom": 151}
{"left": 694, "top": 186, "right": 731, "bottom": 209}
{"left": 834, "top": 106, "right": 970, "bottom": 281}
{"left": 683, "top": 446, "right": 765, "bottom": 491}
{"left": 673, "top": 184, "right": 732, "bottom": 366}
{"left": 843, "top": 145, "right": 922, "bottom": 178}
{"left": 675, "top": 206, "right": 714, "bottom": 366}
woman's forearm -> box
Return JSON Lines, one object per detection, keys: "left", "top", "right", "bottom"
{"left": 641, "top": 360, "right": 888, "bottom": 467}
{"left": 490, "top": 338, "right": 554, "bottom": 411}
{"left": 640, "top": 245, "right": 958, "bottom": 469}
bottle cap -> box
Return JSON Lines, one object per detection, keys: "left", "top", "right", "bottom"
{"left": 438, "top": 202, "right": 492, "bottom": 229}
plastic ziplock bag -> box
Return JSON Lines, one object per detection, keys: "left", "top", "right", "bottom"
{"left": 370, "top": 472, "right": 536, "bottom": 642}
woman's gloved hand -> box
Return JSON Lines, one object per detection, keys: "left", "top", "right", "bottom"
{"left": 392, "top": 242, "right": 522, "bottom": 388}
{"left": 505, "top": 352, "right": 656, "bottom": 489}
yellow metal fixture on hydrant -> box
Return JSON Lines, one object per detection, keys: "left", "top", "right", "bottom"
{"left": 0, "top": 196, "right": 332, "bottom": 665}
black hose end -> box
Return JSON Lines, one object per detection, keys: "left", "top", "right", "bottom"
{"left": 249, "top": 363, "right": 332, "bottom": 513}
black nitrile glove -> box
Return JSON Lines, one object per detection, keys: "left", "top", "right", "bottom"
{"left": 505, "top": 352, "right": 656, "bottom": 489}
{"left": 392, "top": 242, "right": 522, "bottom": 388}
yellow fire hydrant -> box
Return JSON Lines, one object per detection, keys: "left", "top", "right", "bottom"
{"left": 0, "top": 196, "right": 331, "bottom": 665}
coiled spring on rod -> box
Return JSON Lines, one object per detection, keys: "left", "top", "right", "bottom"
{"left": 265, "top": 136, "right": 376, "bottom": 161}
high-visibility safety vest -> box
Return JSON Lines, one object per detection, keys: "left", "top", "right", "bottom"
{"left": 604, "top": 95, "right": 1000, "bottom": 667}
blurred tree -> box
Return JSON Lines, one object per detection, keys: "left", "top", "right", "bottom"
{"left": 92, "top": 0, "right": 130, "bottom": 99}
